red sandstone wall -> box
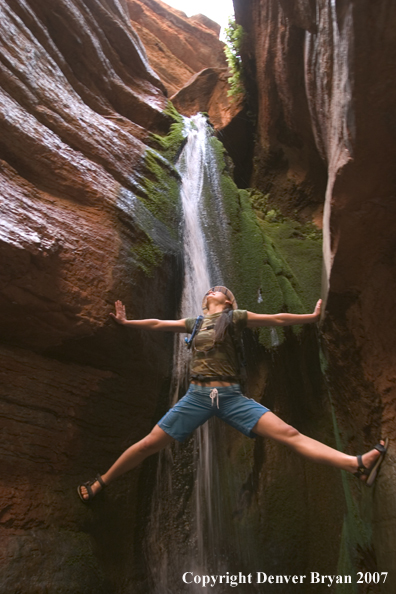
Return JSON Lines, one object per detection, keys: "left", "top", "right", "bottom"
{"left": 126, "top": 0, "right": 244, "bottom": 137}
{"left": 0, "top": 0, "right": 180, "bottom": 589}
{"left": 234, "top": 0, "right": 396, "bottom": 584}
{"left": 126, "top": 0, "right": 227, "bottom": 96}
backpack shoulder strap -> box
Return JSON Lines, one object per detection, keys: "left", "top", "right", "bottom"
{"left": 185, "top": 315, "right": 204, "bottom": 349}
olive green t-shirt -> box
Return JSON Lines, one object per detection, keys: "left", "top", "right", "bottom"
{"left": 184, "top": 310, "right": 247, "bottom": 380}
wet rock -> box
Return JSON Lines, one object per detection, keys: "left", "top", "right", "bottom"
{"left": 0, "top": 0, "right": 182, "bottom": 590}
{"left": 171, "top": 67, "right": 253, "bottom": 186}
{"left": 234, "top": 0, "right": 396, "bottom": 586}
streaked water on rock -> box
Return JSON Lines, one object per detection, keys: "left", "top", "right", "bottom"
{"left": 144, "top": 115, "right": 258, "bottom": 593}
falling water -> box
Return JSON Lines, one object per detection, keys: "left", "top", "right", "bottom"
{"left": 171, "top": 116, "right": 213, "bottom": 391}
{"left": 144, "top": 114, "right": 241, "bottom": 592}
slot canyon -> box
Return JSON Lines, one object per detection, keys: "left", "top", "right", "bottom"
{"left": 0, "top": 0, "right": 395, "bottom": 592}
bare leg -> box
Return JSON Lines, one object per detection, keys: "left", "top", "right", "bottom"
{"left": 80, "top": 425, "right": 174, "bottom": 500}
{"left": 252, "top": 412, "right": 383, "bottom": 478}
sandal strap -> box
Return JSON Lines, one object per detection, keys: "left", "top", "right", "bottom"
{"left": 95, "top": 474, "right": 106, "bottom": 489}
{"left": 357, "top": 454, "right": 367, "bottom": 472}
{"left": 82, "top": 481, "right": 94, "bottom": 499}
{"left": 354, "top": 454, "right": 369, "bottom": 478}
{"left": 374, "top": 442, "right": 386, "bottom": 454}
{"left": 78, "top": 474, "right": 105, "bottom": 503}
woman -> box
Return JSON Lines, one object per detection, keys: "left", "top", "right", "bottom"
{"left": 78, "top": 287, "right": 388, "bottom": 501}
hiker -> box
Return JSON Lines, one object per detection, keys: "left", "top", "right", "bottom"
{"left": 78, "top": 286, "right": 388, "bottom": 501}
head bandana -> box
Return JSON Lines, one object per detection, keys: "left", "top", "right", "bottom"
{"left": 202, "top": 286, "right": 238, "bottom": 314}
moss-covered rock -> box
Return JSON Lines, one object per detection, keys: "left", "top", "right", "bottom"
{"left": 126, "top": 101, "right": 185, "bottom": 276}
{"left": 148, "top": 102, "right": 186, "bottom": 162}
{"left": 203, "top": 136, "right": 323, "bottom": 348}
{"left": 136, "top": 148, "right": 180, "bottom": 230}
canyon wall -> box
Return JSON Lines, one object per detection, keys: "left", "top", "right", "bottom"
{"left": 0, "top": 0, "right": 182, "bottom": 590}
{"left": 126, "top": 0, "right": 249, "bottom": 182}
{"left": 1, "top": 0, "right": 395, "bottom": 591}
{"left": 234, "top": 0, "right": 396, "bottom": 587}
{"left": 126, "top": 0, "right": 226, "bottom": 96}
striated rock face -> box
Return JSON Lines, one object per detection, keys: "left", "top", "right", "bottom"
{"left": 234, "top": 0, "right": 396, "bottom": 585}
{"left": 126, "top": 0, "right": 249, "bottom": 170}
{"left": 3, "top": 0, "right": 394, "bottom": 589}
{"left": 126, "top": 0, "right": 226, "bottom": 97}
{"left": 0, "top": 0, "right": 182, "bottom": 590}
{"left": 233, "top": 0, "right": 327, "bottom": 221}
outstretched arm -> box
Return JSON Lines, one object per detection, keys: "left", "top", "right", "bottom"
{"left": 110, "top": 300, "right": 187, "bottom": 332}
{"left": 247, "top": 299, "right": 322, "bottom": 328}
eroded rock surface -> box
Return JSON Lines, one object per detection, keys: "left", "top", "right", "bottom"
{"left": 126, "top": 0, "right": 248, "bottom": 158}
{"left": 0, "top": 0, "right": 181, "bottom": 590}
{"left": 234, "top": 0, "right": 396, "bottom": 585}
{"left": 126, "top": 0, "right": 226, "bottom": 97}
{"left": 2, "top": 0, "right": 395, "bottom": 590}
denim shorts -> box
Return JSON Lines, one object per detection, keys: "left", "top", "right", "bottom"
{"left": 158, "top": 384, "right": 270, "bottom": 442}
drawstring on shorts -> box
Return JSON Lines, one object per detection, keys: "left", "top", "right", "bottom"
{"left": 209, "top": 388, "right": 219, "bottom": 408}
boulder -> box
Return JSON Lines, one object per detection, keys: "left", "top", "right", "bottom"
{"left": 171, "top": 67, "right": 243, "bottom": 130}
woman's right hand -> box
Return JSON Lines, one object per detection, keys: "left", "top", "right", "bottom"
{"left": 110, "top": 300, "right": 127, "bottom": 325}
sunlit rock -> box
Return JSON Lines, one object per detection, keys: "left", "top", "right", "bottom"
{"left": 127, "top": 0, "right": 226, "bottom": 97}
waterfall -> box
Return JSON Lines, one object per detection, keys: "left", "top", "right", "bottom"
{"left": 144, "top": 115, "right": 245, "bottom": 593}
{"left": 171, "top": 115, "right": 213, "bottom": 393}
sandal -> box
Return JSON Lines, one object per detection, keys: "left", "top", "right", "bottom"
{"left": 77, "top": 474, "right": 106, "bottom": 503}
{"left": 354, "top": 438, "right": 389, "bottom": 487}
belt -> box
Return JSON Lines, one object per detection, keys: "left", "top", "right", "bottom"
{"left": 190, "top": 374, "right": 238, "bottom": 382}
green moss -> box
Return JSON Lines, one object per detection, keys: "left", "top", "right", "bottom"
{"left": 119, "top": 101, "right": 186, "bottom": 277}
{"left": 245, "top": 188, "right": 323, "bottom": 309}
{"left": 135, "top": 148, "right": 180, "bottom": 230}
{"left": 319, "top": 349, "right": 374, "bottom": 593}
{"left": 132, "top": 236, "right": 164, "bottom": 277}
{"left": 149, "top": 123, "right": 185, "bottom": 161}
{"left": 148, "top": 101, "right": 185, "bottom": 162}
{"left": 259, "top": 219, "right": 323, "bottom": 310}
{"left": 131, "top": 101, "right": 185, "bottom": 233}
{"left": 205, "top": 136, "right": 322, "bottom": 349}
{"left": 163, "top": 99, "right": 184, "bottom": 123}
{"left": 224, "top": 19, "right": 246, "bottom": 100}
